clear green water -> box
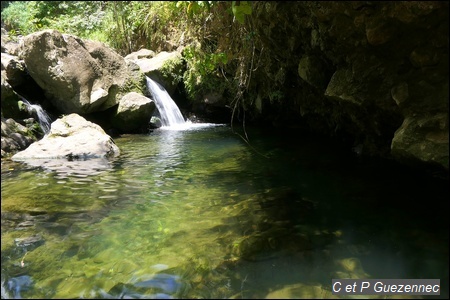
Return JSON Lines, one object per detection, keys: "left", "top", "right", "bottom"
{"left": 1, "top": 125, "right": 448, "bottom": 299}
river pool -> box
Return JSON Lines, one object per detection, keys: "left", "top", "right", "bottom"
{"left": 1, "top": 124, "right": 448, "bottom": 299}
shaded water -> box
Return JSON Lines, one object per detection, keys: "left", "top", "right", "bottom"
{"left": 1, "top": 125, "right": 448, "bottom": 299}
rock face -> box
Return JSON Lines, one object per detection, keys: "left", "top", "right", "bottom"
{"left": 12, "top": 113, "right": 120, "bottom": 161}
{"left": 234, "top": 1, "right": 448, "bottom": 171}
{"left": 19, "top": 29, "right": 146, "bottom": 114}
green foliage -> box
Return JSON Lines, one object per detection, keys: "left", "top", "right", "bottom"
{"left": 175, "top": 1, "right": 214, "bottom": 18}
{"left": 182, "top": 43, "right": 229, "bottom": 102}
{"left": 1, "top": 1, "right": 106, "bottom": 40}
{"left": 232, "top": 1, "right": 252, "bottom": 24}
{"left": 1, "top": 1, "right": 41, "bottom": 35}
{"left": 2, "top": 0, "right": 257, "bottom": 119}
{"left": 160, "top": 57, "right": 185, "bottom": 87}
{"left": 269, "top": 90, "right": 284, "bottom": 103}
{"left": 102, "top": 1, "right": 187, "bottom": 55}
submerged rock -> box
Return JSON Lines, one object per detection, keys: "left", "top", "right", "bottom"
{"left": 99, "top": 274, "right": 182, "bottom": 299}
{"left": 14, "top": 234, "right": 44, "bottom": 251}
{"left": 6, "top": 275, "right": 33, "bottom": 299}
{"left": 133, "top": 273, "right": 182, "bottom": 294}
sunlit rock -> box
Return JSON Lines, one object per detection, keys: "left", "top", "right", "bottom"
{"left": 11, "top": 114, "right": 120, "bottom": 173}
{"left": 20, "top": 29, "right": 146, "bottom": 114}
{"left": 110, "top": 92, "right": 156, "bottom": 133}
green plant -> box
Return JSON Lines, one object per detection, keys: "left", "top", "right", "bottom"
{"left": 1, "top": 1, "right": 107, "bottom": 39}
{"left": 182, "top": 43, "right": 229, "bottom": 102}
{"left": 1, "top": 2, "right": 41, "bottom": 35}
{"left": 269, "top": 90, "right": 284, "bottom": 103}
{"left": 160, "top": 57, "right": 185, "bottom": 87}
{"left": 231, "top": 1, "right": 252, "bottom": 24}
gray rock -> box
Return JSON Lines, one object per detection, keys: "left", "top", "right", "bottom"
{"left": 129, "top": 51, "right": 184, "bottom": 95}
{"left": 124, "top": 48, "right": 156, "bottom": 61}
{"left": 20, "top": 29, "right": 146, "bottom": 114}
{"left": 14, "top": 234, "right": 44, "bottom": 250}
{"left": 110, "top": 92, "right": 156, "bottom": 133}
{"left": 1, "top": 118, "right": 36, "bottom": 157}
{"left": 12, "top": 113, "right": 120, "bottom": 161}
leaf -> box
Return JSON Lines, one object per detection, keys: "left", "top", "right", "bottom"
{"left": 187, "top": 2, "right": 194, "bottom": 18}
{"left": 232, "top": 1, "right": 252, "bottom": 24}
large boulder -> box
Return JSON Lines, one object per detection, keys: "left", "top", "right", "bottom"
{"left": 12, "top": 113, "right": 120, "bottom": 162}
{"left": 19, "top": 29, "right": 146, "bottom": 114}
{"left": 1, "top": 52, "right": 46, "bottom": 107}
{"left": 110, "top": 92, "right": 156, "bottom": 133}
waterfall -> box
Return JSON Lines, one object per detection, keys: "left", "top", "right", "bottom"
{"left": 146, "top": 77, "right": 186, "bottom": 128}
{"left": 21, "top": 98, "right": 52, "bottom": 135}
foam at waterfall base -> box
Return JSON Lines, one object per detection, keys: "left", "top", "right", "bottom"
{"left": 158, "top": 121, "right": 226, "bottom": 131}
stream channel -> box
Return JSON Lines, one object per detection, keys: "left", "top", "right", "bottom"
{"left": 1, "top": 124, "right": 448, "bottom": 299}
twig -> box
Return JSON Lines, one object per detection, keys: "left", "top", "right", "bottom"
{"left": 21, "top": 251, "right": 28, "bottom": 267}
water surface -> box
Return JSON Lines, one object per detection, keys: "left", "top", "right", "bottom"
{"left": 1, "top": 125, "right": 448, "bottom": 299}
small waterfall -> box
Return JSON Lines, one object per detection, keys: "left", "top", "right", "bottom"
{"left": 21, "top": 98, "right": 52, "bottom": 134}
{"left": 146, "top": 77, "right": 186, "bottom": 128}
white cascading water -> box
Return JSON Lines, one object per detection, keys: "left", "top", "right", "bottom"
{"left": 21, "top": 98, "right": 52, "bottom": 134}
{"left": 146, "top": 77, "right": 187, "bottom": 128}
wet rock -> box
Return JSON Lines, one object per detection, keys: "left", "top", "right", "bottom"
{"left": 15, "top": 221, "right": 34, "bottom": 230}
{"left": 14, "top": 234, "right": 44, "bottom": 251}
{"left": 101, "top": 274, "right": 182, "bottom": 299}
{"left": 134, "top": 274, "right": 182, "bottom": 294}
{"left": 233, "top": 228, "right": 312, "bottom": 262}
{"left": 1, "top": 117, "right": 37, "bottom": 157}
{"left": 6, "top": 275, "right": 33, "bottom": 299}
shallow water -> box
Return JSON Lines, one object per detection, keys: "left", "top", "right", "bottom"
{"left": 1, "top": 125, "right": 448, "bottom": 299}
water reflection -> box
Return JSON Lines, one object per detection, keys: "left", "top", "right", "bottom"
{"left": 9, "top": 157, "right": 115, "bottom": 177}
